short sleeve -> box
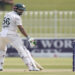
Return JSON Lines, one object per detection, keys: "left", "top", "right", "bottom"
{"left": 16, "top": 16, "right": 22, "bottom": 25}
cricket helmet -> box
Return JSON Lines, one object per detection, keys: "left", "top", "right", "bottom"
{"left": 13, "top": 3, "right": 26, "bottom": 15}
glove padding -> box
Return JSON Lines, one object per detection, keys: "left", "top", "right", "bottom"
{"left": 28, "top": 38, "right": 36, "bottom": 47}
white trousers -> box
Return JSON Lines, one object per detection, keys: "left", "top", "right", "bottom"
{"left": 0, "top": 35, "right": 37, "bottom": 70}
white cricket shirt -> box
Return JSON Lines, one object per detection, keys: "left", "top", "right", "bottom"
{"left": 1, "top": 11, "right": 22, "bottom": 37}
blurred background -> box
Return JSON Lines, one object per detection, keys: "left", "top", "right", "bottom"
{"left": 0, "top": 0, "right": 75, "bottom": 74}
{"left": 0, "top": 0, "right": 75, "bottom": 57}
{"left": 0, "top": 0, "right": 75, "bottom": 11}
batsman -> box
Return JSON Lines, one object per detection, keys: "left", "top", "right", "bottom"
{"left": 0, "top": 3, "right": 43, "bottom": 71}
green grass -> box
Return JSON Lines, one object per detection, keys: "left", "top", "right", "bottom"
{"left": 3, "top": 57, "right": 72, "bottom": 69}
{"left": 14, "top": 0, "right": 75, "bottom": 10}
{"left": 0, "top": 57, "right": 75, "bottom": 75}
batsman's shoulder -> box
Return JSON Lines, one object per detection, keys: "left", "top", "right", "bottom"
{"left": 15, "top": 15, "right": 21, "bottom": 21}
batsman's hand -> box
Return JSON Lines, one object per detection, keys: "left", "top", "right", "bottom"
{"left": 28, "top": 38, "right": 36, "bottom": 47}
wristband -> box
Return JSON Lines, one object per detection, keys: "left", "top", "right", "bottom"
{"left": 26, "top": 36, "right": 30, "bottom": 40}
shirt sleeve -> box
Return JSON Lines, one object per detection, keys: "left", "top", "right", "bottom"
{"left": 15, "top": 16, "right": 22, "bottom": 26}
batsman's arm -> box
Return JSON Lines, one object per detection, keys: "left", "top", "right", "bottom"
{"left": 18, "top": 25, "right": 36, "bottom": 47}
{"left": 17, "top": 25, "right": 29, "bottom": 39}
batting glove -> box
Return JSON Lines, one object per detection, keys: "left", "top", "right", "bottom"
{"left": 28, "top": 38, "right": 36, "bottom": 47}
